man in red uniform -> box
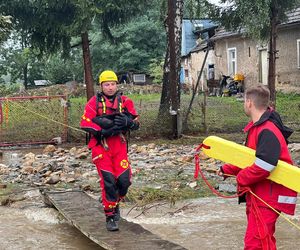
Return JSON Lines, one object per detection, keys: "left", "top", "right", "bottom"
{"left": 80, "top": 70, "right": 139, "bottom": 231}
{"left": 218, "top": 85, "right": 297, "bottom": 249}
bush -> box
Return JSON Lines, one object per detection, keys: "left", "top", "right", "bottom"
{"left": 0, "top": 83, "right": 22, "bottom": 97}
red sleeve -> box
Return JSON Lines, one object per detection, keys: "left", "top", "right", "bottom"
{"left": 236, "top": 164, "right": 270, "bottom": 186}
{"left": 122, "top": 96, "right": 138, "bottom": 118}
{"left": 80, "top": 96, "right": 101, "bottom": 132}
{"left": 222, "top": 163, "right": 241, "bottom": 177}
{"left": 236, "top": 129, "right": 280, "bottom": 186}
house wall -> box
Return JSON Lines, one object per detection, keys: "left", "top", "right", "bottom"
{"left": 214, "top": 25, "right": 300, "bottom": 88}
{"left": 214, "top": 37, "right": 259, "bottom": 87}
{"left": 277, "top": 26, "right": 300, "bottom": 86}
{"left": 181, "top": 50, "right": 215, "bottom": 90}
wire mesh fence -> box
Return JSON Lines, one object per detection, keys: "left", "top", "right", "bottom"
{"left": 1, "top": 90, "right": 300, "bottom": 146}
{"left": 69, "top": 93, "right": 300, "bottom": 142}
{"left": 0, "top": 96, "right": 69, "bottom": 146}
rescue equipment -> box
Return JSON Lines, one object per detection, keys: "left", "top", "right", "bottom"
{"left": 99, "top": 70, "right": 118, "bottom": 84}
{"left": 195, "top": 136, "right": 300, "bottom": 193}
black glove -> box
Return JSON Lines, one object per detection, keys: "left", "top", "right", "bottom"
{"left": 114, "top": 113, "right": 133, "bottom": 128}
{"left": 92, "top": 116, "right": 114, "bottom": 129}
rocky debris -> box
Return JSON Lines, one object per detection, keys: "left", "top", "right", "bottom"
{"left": 0, "top": 145, "right": 97, "bottom": 190}
{"left": 1, "top": 142, "right": 300, "bottom": 195}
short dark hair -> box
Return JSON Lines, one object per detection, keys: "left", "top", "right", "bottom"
{"left": 245, "top": 85, "right": 270, "bottom": 109}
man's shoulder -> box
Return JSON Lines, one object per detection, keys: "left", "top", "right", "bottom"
{"left": 120, "top": 94, "right": 133, "bottom": 102}
{"left": 86, "top": 95, "right": 97, "bottom": 104}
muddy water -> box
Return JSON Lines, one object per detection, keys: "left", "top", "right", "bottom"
{"left": 123, "top": 197, "right": 300, "bottom": 250}
{"left": 0, "top": 205, "right": 103, "bottom": 250}
{"left": 0, "top": 148, "right": 102, "bottom": 250}
{"left": 2, "top": 149, "right": 300, "bottom": 249}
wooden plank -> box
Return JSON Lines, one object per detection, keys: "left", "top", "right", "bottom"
{"left": 42, "top": 190, "right": 185, "bottom": 250}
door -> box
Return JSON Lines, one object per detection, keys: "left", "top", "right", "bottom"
{"left": 259, "top": 49, "right": 268, "bottom": 85}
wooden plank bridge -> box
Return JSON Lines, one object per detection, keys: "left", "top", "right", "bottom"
{"left": 41, "top": 190, "right": 185, "bottom": 250}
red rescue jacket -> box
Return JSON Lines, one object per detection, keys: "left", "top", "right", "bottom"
{"left": 80, "top": 91, "right": 138, "bottom": 149}
{"left": 222, "top": 108, "right": 297, "bottom": 215}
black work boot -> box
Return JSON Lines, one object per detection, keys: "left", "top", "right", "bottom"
{"left": 114, "top": 204, "right": 120, "bottom": 221}
{"left": 106, "top": 216, "right": 119, "bottom": 231}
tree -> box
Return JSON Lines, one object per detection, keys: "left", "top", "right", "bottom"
{"left": 1, "top": 0, "right": 148, "bottom": 98}
{"left": 159, "top": 0, "right": 184, "bottom": 138}
{"left": 208, "top": 0, "right": 300, "bottom": 106}
{"left": 72, "top": 0, "right": 149, "bottom": 100}
{"left": 91, "top": 13, "right": 166, "bottom": 74}
{"left": 0, "top": 0, "right": 76, "bottom": 88}
{"left": 0, "top": 15, "right": 12, "bottom": 44}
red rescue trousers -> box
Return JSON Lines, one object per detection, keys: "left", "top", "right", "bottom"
{"left": 244, "top": 205, "right": 279, "bottom": 250}
{"left": 91, "top": 135, "right": 132, "bottom": 216}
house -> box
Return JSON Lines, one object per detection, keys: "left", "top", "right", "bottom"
{"left": 212, "top": 7, "right": 300, "bottom": 87}
{"left": 181, "top": 19, "right": 218, "bottom": 90}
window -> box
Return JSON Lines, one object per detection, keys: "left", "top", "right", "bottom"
{"left": 185, "top": 69, "right": 189, "bottom": 78}
{"left": 133, "top": 74, "right": 146, "bottom": 83}
{"left": 227, "top": 47, "right": 237, "bottom": 76}
{"left": 297, "top": 39, "right": 300, "bottom": 68}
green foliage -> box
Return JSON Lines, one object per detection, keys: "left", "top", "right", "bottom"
{"left": 0, "top": 15, "right": 12, "bottom": 43}
{"left": 44, "top": 50, "right": 83, "bottom": 84}
{"left": 0, "top": 83, "right": 22, "bottom": 97}
{"left": 93, "top": 0, "right": 150, "bottom": 42}
{"left": 184, "top": 0, "right": 212, "bottom": 18}
{"left": 148, "top": 59, "right": 164, "bottom": 84}
{"left": 91, "top": 3, "right": 166, "bottom": 74}
{"left": 0, "top": 0, "right": 76, "bottom": 56}
{"left": 1, "top": 0, "right": 161, "bottom": 86}
{"left": 208, "top": 0, "right": 300, "bottom": 40}
{"left": 0, "top": 31, "right": 48, "bottom": 86}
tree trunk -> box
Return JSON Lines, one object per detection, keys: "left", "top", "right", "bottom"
{"left": 268, "top": 4, "right": 278, "bottom": 108}
{"left": 23, "top": 63, "right": 28, "bottom": 89}
{"left": 159, "top": 0, "right": 183, "bottom": 138}
{"left": 159, "top": 46, "right": 170, "bottom": 114}
{"left": 81, "top": 31, "right": 94, "bottom": 101}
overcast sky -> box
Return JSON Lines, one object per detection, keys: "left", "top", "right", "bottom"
{"left": 207, "top": 0, "right": 230, "bottom": 7}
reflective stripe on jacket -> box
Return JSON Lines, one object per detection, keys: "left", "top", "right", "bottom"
{"left": 223, "top": 109, "right": 297, "bottom": 215}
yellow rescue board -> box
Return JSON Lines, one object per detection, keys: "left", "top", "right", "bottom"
{"left": 202, "top": 136, "right": 300, "bottom": 193}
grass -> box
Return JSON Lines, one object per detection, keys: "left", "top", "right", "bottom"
{"left": 0, "top": 183, "right": 28, "bottom": 205}
{"left": 127, "top": 178, "right": 218, "bottom": 206}
{"left": 2, "top": 91, "right": 300, "bottom": 144}
{"left": 66, "top": 92, "right": 300, "bottom": 143}
{"left": 1, "top": 97, "right": 67, "bottom": 144}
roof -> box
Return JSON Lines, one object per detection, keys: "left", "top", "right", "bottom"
{"left": 211, "top": 28, "right": 242, "bottom": 40}
{"left": 212, "top": 7, "right": 300, "bottom": 40}
{"left": 283, "top": 7, "right": 300, "bottom": 25}
{"left": 181, "top": 19, "right": 217, "bottom": 57}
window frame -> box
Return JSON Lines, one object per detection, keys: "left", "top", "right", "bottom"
{"left": 227, "top": 47, "right": 237, "bottom": 76}
{"left": 297, "top": 39, "right": 300, "bottom": 68}
{"left": 133, "top": 74, "right": 146, "bottom": 83}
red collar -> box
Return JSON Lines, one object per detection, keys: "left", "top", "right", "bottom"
{"left": 243, "top": 121, "right": 254, "bottom": 133}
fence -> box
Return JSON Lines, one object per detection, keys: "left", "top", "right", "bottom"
{"left": 1, "top": 91, "right": 300, "bottom": 146}
{"left": 0, "top": 95, "right": 68, "bottom": 146}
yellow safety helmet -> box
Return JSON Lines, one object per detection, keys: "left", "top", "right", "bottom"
{"left": 98, "top": 70, "right": 118, "bottom": 84}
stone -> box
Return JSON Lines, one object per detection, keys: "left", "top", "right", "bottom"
{"left": 43, "top": 145, "right": 56, "bottom": 154}
{"left": 66, "top": 178, "right": 76, "bottom": 183}
{"left": 69, "top": 147, "right": 77, "bottom": 155}
{"left": 21, "top": 166, "right": 34, "bottom": 174}
{"left": 45, "top": 175, "right": 60, "bottom": 185}
{"left": 76, "top": 152, "right": 89, "bottom": 159}
{"left": 24, "top": 152, "right": 35, "bottom": 161}
{"left": 188, "top": 181, "right": 197, "bottom": 188}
